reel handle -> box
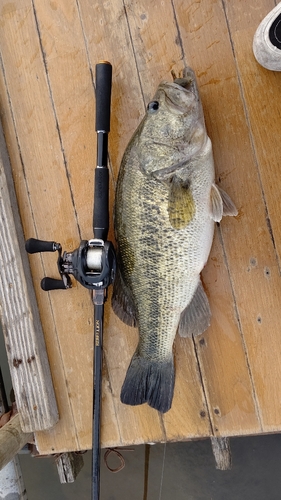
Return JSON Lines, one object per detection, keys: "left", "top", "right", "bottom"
{"left": 25, "top": 238, "right": 59, "bottom": 254}
{"left": 41, "top": 277, "right": 67, "bottom": 291}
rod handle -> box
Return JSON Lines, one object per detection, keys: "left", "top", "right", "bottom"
{"left": 95, "top": 62, "right": 112, "bottom": 132}
{"left": 25, "top": 238, "right": 58, "bottom": 254}
{"left": 41, "top": 277, "right": 67, "bottom": 291}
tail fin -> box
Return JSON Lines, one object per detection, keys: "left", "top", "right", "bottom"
{"left": 120, "top": 355, "right": 175, "bottom": 413}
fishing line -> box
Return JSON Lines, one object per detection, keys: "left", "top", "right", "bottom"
{"left": 158, "top": 442, "right": 167, "bottom": 500}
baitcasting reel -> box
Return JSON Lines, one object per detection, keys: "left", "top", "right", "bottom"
{"left": 25, "top": 237, "right": 116, "bottom": 292}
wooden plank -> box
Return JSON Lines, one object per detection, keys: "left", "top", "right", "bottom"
{"left": 56, "top": 452, "right": 84, "bottom": 483}
{"left": 0, "top": 0, "right": 88, "bottom": 452}
{"left": 172, "top": 0, "right": 276, "bottom": 436}
{"left": 211, "top": 437, "right": 232, "bottom": 470}
{"left": 223, "top": 0, "right": 281, "bottom": 432}
{"left": 195, "top": 230, "right": 260, "bottom": 436}
{"left": 0, "top": 414, "right": 33, "bottom": 471}
{"left": 122, "top": 0, "right": 183, "bottom": 102}
{"left": 163, "top": 336, "right": 212, "bottom": 439}
{"left": 0, "top": 120, "right": 58, "bottom": 432}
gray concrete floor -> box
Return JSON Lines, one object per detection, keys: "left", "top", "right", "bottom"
{"left": 2, "top": 327, "right": 281, "bottom": 499}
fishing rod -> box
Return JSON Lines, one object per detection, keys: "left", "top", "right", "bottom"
{"left": 25, "top": 61, "right": 116, "bottom": 500}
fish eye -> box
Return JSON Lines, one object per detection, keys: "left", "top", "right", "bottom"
{"left": 147, "top": 100, "right": 159, "bottom": 113}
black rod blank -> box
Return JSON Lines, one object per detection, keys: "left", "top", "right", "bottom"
{"left": 92, "top": 301, "right": 104, "bottom": 500}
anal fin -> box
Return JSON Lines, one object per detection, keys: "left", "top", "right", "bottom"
{"left": 178, "top": 280, "right": 211, "bottom": 337}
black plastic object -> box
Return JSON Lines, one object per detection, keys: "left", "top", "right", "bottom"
{"left": 93, "top": 61, "right": 112, "bottom": 241}
{"left": 65, "top": 240, "right": 115, "bottom": 290}
{"left": 95, "top": 61, "right": 112, "bottom": 132}
{"left": 269, "top": 13, "right": 281, "bottom": 49}
{"left": 41, "top": 277, "right": 67, "bottom": 291}
{"left": 96, "top": 131, "right": 108, "bottom": 167}
{"left": 93, "top": 168, "right": 109, "bottom": 241}
{"left": 25, "top": 238, "right": 58, "bottom": 254}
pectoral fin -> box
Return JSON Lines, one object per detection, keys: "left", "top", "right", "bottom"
{"left": 218, "top": 186, "right": 238, "bottom": 217}
{"left": 178, "top": 280, "right": 211, "bottom": 337}
{"left": 211, "top": 183, "right": 238, "bottom": 222}
{"left": 111, "top": 267, "right": 137, "bottom": 327}
{"left": 168, "top": 176, "right": 195, "bottom": 229}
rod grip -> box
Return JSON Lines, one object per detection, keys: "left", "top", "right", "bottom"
{"left": 41, "top": 278, "right": 67, "bottom": 291}
{"left": 93, "top": 167, "right": 109, "bottom": 241}
{"left": 95, "top": 62, "right": 112, "bottom": 132}
{"left": 25, "top": 238, "right": 57, "bottom": 254}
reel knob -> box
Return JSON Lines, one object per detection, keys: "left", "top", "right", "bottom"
{"left": 25, "top": 238, "right": 60, "bottom": 254}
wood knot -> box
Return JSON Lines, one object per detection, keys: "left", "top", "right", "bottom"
{"left": 13, "top": 358, "right": 22, "bottom": 368}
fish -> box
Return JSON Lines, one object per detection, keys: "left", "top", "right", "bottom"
{"left": 112, "top": 67, "right": 237, "bottom": 413}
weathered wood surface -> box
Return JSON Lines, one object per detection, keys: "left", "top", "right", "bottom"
{"left": 0, "top": 119, "right": 58, "bottom": 432}
{"left": 56, "top": 452, "right": 84, "bottom": 484}
{"left": 0, "top": 0, "right": 280, "bottom": 453}
{"left": 211, "top": 437, "right": 232, "bottom": 471}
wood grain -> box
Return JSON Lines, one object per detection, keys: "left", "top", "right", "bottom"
{"left": 56, "top": 452, "right": 84, "bottom": 483}
{"left": 173, "top": 0, "right": 276, "bottom": 436}
{"left": 0, "top": 120, "right": 58, "bottom": 432}
{"left": 219, "top": 0, "right": 281, "bottom": 432}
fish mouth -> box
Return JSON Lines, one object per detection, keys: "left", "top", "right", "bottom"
{"left": 173, "top": 78, "right": 197, "bottom": 96}
{"left": 158, "top": 78, "right": 197, "bottom": 95}
{"left": 157, "top": 69, "right": 199, "bottom": 112}
{"left": 172, "top": 67, "right": 198, "bottom": 93}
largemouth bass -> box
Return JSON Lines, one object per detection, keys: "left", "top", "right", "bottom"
{"left": 112, "top": 67, "right": 237, "bottom": 413}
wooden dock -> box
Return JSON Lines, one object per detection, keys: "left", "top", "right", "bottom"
{"left": 0, "top": 0, "right": 281, "bottom": 455}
